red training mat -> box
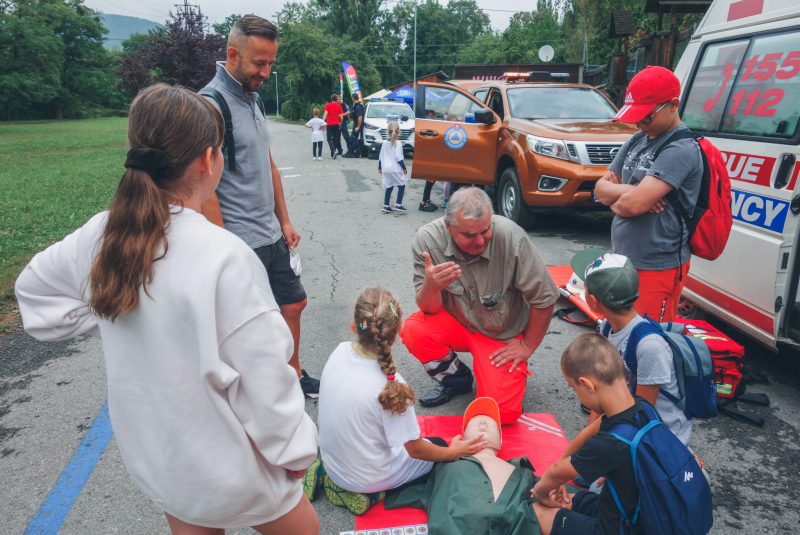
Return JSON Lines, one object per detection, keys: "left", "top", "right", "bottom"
{"left": 355, "top": 413, "right": 570, "bottom": 531}
{"left": 547, "top": 265, "right": 604, "bottom": 324}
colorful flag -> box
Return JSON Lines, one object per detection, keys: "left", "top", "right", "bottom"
{"left": 341, "top": 62, "right": 361, "bottom": 98}
{"left": 339, "top": 70, "right": 344, "bottom": 97}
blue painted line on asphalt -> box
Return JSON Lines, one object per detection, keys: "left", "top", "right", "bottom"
{"left": 23, "top": 400, "right": 113, "bottom": 535}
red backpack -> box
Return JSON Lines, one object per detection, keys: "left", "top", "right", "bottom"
{"left": 638, "top": 129, "right": 733, "bottom": 260}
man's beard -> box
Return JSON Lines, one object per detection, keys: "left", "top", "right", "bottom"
{"left": 233, "top": 62, "right": 261, "bottom": 92}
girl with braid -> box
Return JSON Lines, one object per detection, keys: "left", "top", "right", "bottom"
{"left": 309, "top": 287, "right": 487, "bottom": 514}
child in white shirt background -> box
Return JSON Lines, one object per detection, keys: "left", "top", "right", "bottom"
{"left": 379, "top": 121, "right": 408, "bottom": 214}
{"left": 305, "top": 108, "right": 326, "bottom": 161}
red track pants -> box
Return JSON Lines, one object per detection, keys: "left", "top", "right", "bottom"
{"left": 400, "top": 309, "right": 529, "bottom": 425}
{"left": 634, "top": 261, "right": 690, "bottom": 323}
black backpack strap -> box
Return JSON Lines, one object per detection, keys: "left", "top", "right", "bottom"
{"left": 199, "top": 87, "right": 236, "bottom": 172}
{"left": 255, "top": 95, "right": 266, "bottom": 118}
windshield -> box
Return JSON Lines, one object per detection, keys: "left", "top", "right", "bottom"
{"left": 367, "top": 103, "right": 413, "bottom": 119}
{"left": 507, "top": 87, "right": 616, "bottom": 119}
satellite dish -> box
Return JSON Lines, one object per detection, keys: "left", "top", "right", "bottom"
{"left": 539, "top": 45, "right": 554, "bottom": 63}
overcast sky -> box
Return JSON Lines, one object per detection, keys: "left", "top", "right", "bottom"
{"left": 84, "top": 0, "right": 532, "bottom": 32}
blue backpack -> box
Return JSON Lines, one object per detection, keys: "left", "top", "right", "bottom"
{"left": 606, "top": 402, "right": 714, "bottom": 535}
{"left": 602, "top": 315, "right": 718, "bottom": 419}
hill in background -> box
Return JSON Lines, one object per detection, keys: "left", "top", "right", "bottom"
{"left": 100, "top": 13, "right": 164, "bottom": 49}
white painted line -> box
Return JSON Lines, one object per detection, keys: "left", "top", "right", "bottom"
{"left": 277, "top": 167, "right": 294, "bottom": 170}
{"left": 282, "top": 174, "right": 301, "bottom": 178}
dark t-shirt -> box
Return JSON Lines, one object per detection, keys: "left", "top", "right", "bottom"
{"left": 608, "top": 123, "right": 703, "bottom": 270}
{"left": 340, "top": 102, "right": 350, "bottom": 125}
{"left": 324, "top": 102, "right": 343, "bottom": 126}
{"left": 570, "top": 397, "right": 654, "bottom": 535}
{"left": 352, "top": 102, "right": 364, "bottom": 127}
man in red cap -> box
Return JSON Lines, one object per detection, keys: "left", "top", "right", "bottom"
{"left": 594, "top": 66, "right": 703, "bottom": 322}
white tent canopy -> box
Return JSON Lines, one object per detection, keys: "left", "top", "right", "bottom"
{"left": 364, "top": 89, "right": 390, "bottom": 101}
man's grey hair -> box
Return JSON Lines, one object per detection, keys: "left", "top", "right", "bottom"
{"left": 444, "top": 187, "right": 494, "bottom": 227}
{"left": 228, "top": 15, "right": 278, "bottom": 48}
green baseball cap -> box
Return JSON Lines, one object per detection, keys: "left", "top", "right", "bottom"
{"left": 570, "top": 249, "right": 639, "bottom": 310}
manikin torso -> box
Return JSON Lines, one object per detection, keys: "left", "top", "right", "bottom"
{"left": 464, "top": 415, "right": 513, "bottom": 500}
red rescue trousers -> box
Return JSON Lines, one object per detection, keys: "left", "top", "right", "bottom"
{"left": 400, "top": 309, "right": 530, "bottom": 425}
{"left": 634, "top": 261, "right": 690, "bottom": 323}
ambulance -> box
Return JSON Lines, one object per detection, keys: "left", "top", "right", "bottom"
{"left": 673, "top": 0, "right": 800, "bottom": 350}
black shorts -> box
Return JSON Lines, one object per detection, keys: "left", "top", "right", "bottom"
{"left": 552, "top": 491, "right": 602, "bottom": 535}
{"left": 253, "top": 238, "right": 307, "bottom": 307}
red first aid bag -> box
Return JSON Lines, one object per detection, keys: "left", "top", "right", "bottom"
{"left": 682, "top": 319, "right": 744, "bottom": 398}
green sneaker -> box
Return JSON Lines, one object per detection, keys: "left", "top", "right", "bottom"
{"left": 303, "top": 454, "right": 324, "bottom": 501}
{"left": 323, "top": 474, "right": 384, "bottom": 515}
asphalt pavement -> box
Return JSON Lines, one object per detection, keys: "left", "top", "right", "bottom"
{"left": 1, "top": 118, "right": 799, "bottom": 535}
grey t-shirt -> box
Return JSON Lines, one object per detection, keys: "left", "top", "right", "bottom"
{"left": 603, "top": 315, "right": 692, "bottom": 446}
{"left": 202, "top": 62, "right": 281, "bottom": 249}
{"left": 608, "top": 123, "right": 703, "bottom": 270}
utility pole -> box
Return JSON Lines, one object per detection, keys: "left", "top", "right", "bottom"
{"left": 275, "top": 71, "right": 279, "bottom": 120}
{"left": 413, "top": 0, "right": 417, "bottom": 114}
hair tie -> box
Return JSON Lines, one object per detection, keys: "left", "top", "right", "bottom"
{"left": 125, "top": 147, "right": 171, "bottom": 180}
{"left": 359, "top": 320, "right": 368, "bottom": 330}
{"left": 386, "top": 375, "right": 395, "bottom": 380}
{"left": 389, "top": 302, "right": 399, "bottom": 317}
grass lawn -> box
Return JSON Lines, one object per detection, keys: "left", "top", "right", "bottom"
{"left": 0, "top": 117, "right": 128, "bottom": 333}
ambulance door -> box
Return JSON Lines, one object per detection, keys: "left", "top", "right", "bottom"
{"left": 679, "top": 27, "right": 800, "bottom": 349}
{"left": 412, "top": 83, "right": 500, "bottom": 185}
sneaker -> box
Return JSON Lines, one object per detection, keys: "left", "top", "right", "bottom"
{"left": 303, "top": 452, "right": 324, "bottom": 501}
{"left": 394, "top": 205, "right": 408, "bottom": 214}
{"left": 381, "top": 205, "right": 394, "bottom": 213}
{"left": 299, "top": 369, "right": 320, "bottom": 399}
{"left": 418, "top": 201, "right": 438, "bottom": 212}
{"left": 442, "top": 201, "right": 448, "bottom": 208}
{"left": 323, "top": 474, "right": 384, "bottom": 515}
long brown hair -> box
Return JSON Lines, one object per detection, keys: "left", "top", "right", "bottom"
{"left": 354, "top": 287, "right": 415, "bottom": 415}
{"left": 89, "top": 84, "right": 224, "bottom": 321}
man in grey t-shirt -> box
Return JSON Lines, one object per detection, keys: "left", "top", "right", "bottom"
{"left": 595, "top": 66, "right": 703, "bottom": 323}
{"left": 200, "top": 15, "right": 319, "bottom": 395}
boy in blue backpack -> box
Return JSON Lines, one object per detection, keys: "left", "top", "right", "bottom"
{"left": 532, "top": 332, "right": 645, "bottom": 535}
{"left": 532, "top": 333, "right": 712, "bottom": 535}
{"left": 571, "top": 249, "right": 692, "bottom": 446}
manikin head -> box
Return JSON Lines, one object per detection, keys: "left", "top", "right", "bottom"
{"left": 444, "top": 187, "right": 494, "bottom": 259}
{"left": 226, "top": 15, "right": 278, "bottom": 93}
{"left": 462, "top": 397, "right": 502, "bottom": 451}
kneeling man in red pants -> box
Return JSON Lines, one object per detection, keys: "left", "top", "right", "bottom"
{"left": 401, "top": 187, "right": 558, "bottom": 424}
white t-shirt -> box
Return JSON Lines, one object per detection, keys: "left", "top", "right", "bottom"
{"left": 379, "top": 140, "right": 407, "bottom": 188}
{"left": 306, "top": 117, "right": 326, "bottom": 142}
{"left": 603, "top": 316, "right": 693, "bottom": 445}
{"left": 318, "top": 342, "right": 432, "bottom": 493}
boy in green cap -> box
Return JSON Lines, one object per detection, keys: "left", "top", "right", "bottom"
{"left": 570, "top": 249, "right": 692, "bottom": 446}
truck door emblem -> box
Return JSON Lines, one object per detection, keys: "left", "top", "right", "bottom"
{"left": 444, "top": 125, "right": 468, "bottom": 150}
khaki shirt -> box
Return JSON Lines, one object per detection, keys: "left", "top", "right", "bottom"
{"left": 412, "top": 216, "right": 558, "bottom": 340}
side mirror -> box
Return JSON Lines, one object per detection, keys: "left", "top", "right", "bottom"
{"left": 401, "top": 115, "right": 409, "bottom": 121}
{"left": 474, "top": 109, "right": 496, "bottom": 125}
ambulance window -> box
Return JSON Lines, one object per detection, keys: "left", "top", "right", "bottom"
{"left": 682, "top": 39, "right": 750, "bottom": 133}
{"left": 683, "top": 30, "right": 800, "bottom": 140}
{"left": 719, "top": 31, "right": 800, "bottom": 138}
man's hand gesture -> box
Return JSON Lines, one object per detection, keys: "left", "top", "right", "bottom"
{"left": 422, "top": 252, "right": 461, "bottom": 293}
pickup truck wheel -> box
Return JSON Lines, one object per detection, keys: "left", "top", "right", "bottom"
{"left": 498, "top": 168, "right": 535, "bottom": 230}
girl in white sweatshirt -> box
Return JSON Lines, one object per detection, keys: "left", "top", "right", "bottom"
{"left": 15, "top": 85, "right": 319, "bottom": 535}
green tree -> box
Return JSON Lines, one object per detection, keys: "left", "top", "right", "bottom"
{"left": 0, "top": 10, "right": 62, "bottom": 120}
{"left": 314, "top": 0, "right": 387, "bottom": 41}
{"left": 457, "top": 33, "right": 504, "bottom": 64}
{"left": 500, "top": 1, "right": 567, "bottom": 64}
{"left": 212, "top": 13, "right": 241, "bottom": 42}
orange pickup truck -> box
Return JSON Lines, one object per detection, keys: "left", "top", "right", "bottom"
{"left": 412, "top": 76, "right": 638, "bottom": 228}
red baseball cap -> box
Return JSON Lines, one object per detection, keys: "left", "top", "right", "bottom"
{"left": 612, "top": 66, "right": 681, "bottom": 123}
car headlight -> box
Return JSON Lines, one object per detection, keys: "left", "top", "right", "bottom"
{"left": 365, "top": 123, "right": 380, "bottom": 130}
{"left": 526, "top": 134, "right": 569, "bottom": 161}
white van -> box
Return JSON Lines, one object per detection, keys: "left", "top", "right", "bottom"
{"left": 674, "top": 0, "right": 800, "bottom": 350}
